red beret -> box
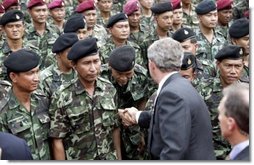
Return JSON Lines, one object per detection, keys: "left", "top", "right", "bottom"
{"left": 0, "top": 3, "right": 5, "bottom": 13}
{"left": 2, "top": 0, "right": 19, "bottom": 10}
{"left": 75, "top": 0, "right": 95, "bottom": 13}
{"left": 123, "top": 0, "right": 140, "bottom": 16}
{"left": 48, "top": 0, "right": 64, "bottom": 10}
{"left": 216, "top": 0, "right": 232, "bottom": 11}
{"left": 171, "top": 0, "right": 181, "bottom": 10}
{"left": 27, "top": 0, "right": 46, "bottom": 9}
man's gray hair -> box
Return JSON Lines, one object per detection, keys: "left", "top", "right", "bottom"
{"left": 147, "top": 37, "right": 183, "bottom": 71}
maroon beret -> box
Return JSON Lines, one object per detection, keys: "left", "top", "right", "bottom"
{"left": 216, "top": 0, "right": 232, "bottom": 11}
{"left": 75, "top": 0, "right": 95, "bottom": 13}
{"left": 27, "top": 0, "right": 46, "bottom": 9}
{"left": 48, "top": 0, "right": 64, "bottom": 10}
{"left": 0, "top": 3, "right": 5, "bottom": 13}
{"left": 2, "top": 0, "right": 19, "bottom": 10}
{"left": 171, "top": 0, "right": 181, "bottom": 10}
{"left": 123, "top": 0, "right": 140, "bottom": 16}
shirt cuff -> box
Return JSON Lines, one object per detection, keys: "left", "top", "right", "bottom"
{"left": 136, "top": 111, "right": 142, "bottom": 124}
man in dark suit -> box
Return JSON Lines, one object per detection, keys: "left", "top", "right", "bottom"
{"left": 119, "top": 37, "right": 215, "bottom": 160}
{"left": 0, "top": 132, "right": 33, "bottom": 160}
{"left": 218, "top": 83, "right": 249, "bottom": 160}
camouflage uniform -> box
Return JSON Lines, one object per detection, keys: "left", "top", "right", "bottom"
{"left": 140, "top": 15, "right": 156, "bottom": 33}
{"left": 182, "top": 4, "right": 199, "bottom": 30}
{"left": 64, "top": 0, "right": 78, "bottom": 19}
{"left": 25, "top": 23, "right": 60, "bottom": 69}
{"left": 99, "top": 37, "right": 144, "bottom": 66}
{"left": 0, "top": 89, "right": 51, "bottom": 160}
{"left": 39, "top": 63, "right": 77, "bottom": 100}
{"left": 111, "top": 0, "right": 126, "bottom": 14}
{"left": 194, "top": 28, "right": 227, "bottom": 61}
{"left": 49, "top": 77, "right": 119, "bottom": 160}
{"left": 232, "top": 0, "right": 249, "bottom": 20}
{"left": 91, "top": 24, "right": 109, "bottom": 48}
{"left": 0, "top": 80, "right": 11, "bottom": 111}
{"left": 197, "top": 74, "right": 231, "bottom": 160}
{"left": 100, "top": 64, "right": 149, "bottom": 160}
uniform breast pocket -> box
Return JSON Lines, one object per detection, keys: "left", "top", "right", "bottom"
{"left": 100, "top": 103, "right": 116, "bottom": 128}
{"left": 37, "top": 113, "right": 51, "bottom": 140}
{"left": 8, "top": 117, "right": 31, "bottom": 135}
{"left": 69, "top": 109, "right": 91, "bottom": 134}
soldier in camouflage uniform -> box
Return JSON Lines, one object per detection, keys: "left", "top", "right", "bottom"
{"left": 100, "top": 13, "right": 144, "bottom": 67}
{"left": 138, "top": 0, "right": 155, "bottom": 31}
{"left": 111, "top": 0, "right": 125, "bottom": 13}
{"left": 179, "top": 52, "right": 198, "bottom": 81}
{"left": 39, "top": 33, "right": 78, "bottom": 102}
{"left": 181, "top": 0, "right": 199, "bottom": 29}
{"left": 0, "top": 10, "right": 40, "bottom": 81}
{"left": 26, "top": 0, "right": 59, "bottom": 69}
{"left": 228, "top": 18, "right": 249, "bottom": 83}
{"left": 0, "top": 49, "right": 51, "bottom": 160}
{"left": 194, "top": 0, "right": 227, "bottom": 61}
{"left": 75, "top": 0, "right": 108, "bottom": 47}
{"left": 96, "top": 0, "right": 116, "bottom": 28}
{"left": 100, "top": 46, "right": 149, "bottom": 160}
{"left": 198, "top": 45, "right": 246, "bottom": 159}
{"left": 49, "top": 38, "right": 121, "bottom": 160}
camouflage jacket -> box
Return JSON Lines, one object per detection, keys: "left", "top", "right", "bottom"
{"left": 49, "top": 77, "right": 119, "bottom": 160}
{"left": 91, "top": 24, "right": 109, "bottom": 48}
{"left": 0, "top": 89, "right": 51, "bottom": 160}
{"left": 0, "top": 80, "right": 11, "bottom": 111}
{"left": 182, "top": 4, "right": 199, "bottom": 30}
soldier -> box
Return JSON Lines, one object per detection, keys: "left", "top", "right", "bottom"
{"left": 216, "top": 0, "right": 233, "bottom": 41}
{"left": 229, "top": 18, "right": 249, "bottom": 83}
{"left": 101, "top": 45, "right": 149, "bottom": 159}
{"left": 198, "top": 45, "right": 246, "bottom": 160}
{"left": 49, "top": 38, "right": 121, "bottom": 160}
{"left": 194, "top": 0, "right": 227, "bottom": 61}
{"left": 100, "top": 13, "right": 143, "bottom": 67}
{"left": 39, "top": 33, "right": 78, "bottom": 102}
{"left": 63, "top": 13, "right": 89, "bottom": 40}
{"left": 180, "top": 52, "right": 197, "bottom": 82}
{"left": 47, "top": 0, "right": 66, "bottom": 34}
{"left": 181, "top": 0, "right": 199, "bottom": 29}
{"left": 26, "top": 0, "right": 59, "bottom": 69}
{"left": 2, "top": 0, "right": 21, "bottom": 11}
{"left": 75, "top": 0, "right": 108, "bottom": 47}
{"left": 96, "top": 0, "right": 115, "bottom": 28}
{"left": 138, "top": 0, "right": 155, "bottom": 31}
{"left": 0, "top": 10, "right": 39, "bottom": 81}
{"left": 0, "top": 49, "right": 51, "bottom": 160}
{"left": 171, "top": 0, "right": 183, "bottom": 32}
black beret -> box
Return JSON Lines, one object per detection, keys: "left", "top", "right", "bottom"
{"left": 181, "top": 52, "right": 197, "bottom": 70}
{"left": 64, "top": 14, "right": 85, "bottom": 33}
{"left": 52, "top": 33, "right": 79, "bottom": 53}
{"left": 68, "top": 37, "right": 98, "bottom": 61}
{"left": 215, "top": 45, "right": 244, "bottom": 61}
{"left": 172, "top": 27, "right": 196, "bottom": 43}
{"left": 229, "top": 18, "right": 249, "bottom": 39}
{"left": 4, "top": 49, "right": 40, "bottom": 72}
{"left": 151, "top": 2, "right": 173, "bottom": 15}
{"left": 106, "top": 12, "right": 128, "bottom": 28}
{"left": 195, "top": 0, "right": 216, "bottom": 15}
{"left": 0, "top": 10, "right": 24, "bottom": 26}
{"left": 109, "top": 45, "right": 136, "bottom": 72}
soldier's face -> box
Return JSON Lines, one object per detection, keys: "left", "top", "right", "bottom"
{"left": 110, "top": 21, "right": 130, "bottom": 40}
{"left": 74, "top": 54, "right": 101, "bottom": 83}
{"left": 50, "top": 7, "right": 66, "bottom": 22}
{"left": 6, "top": 5, "right": 21, "bottom": 11}
{"left": 29, "top": 5, "right": 49, "bottom": 24}
{"left": 218, "top": 96, "right": 231, "bottom": 139}
{"left": 97, "top": 0, "right": 113, "bottom": 12}
{"left": 139, "top": 0, "right": 154, "bottom": 10}
{"left": 218, "top": 9, "right": 233, "bottom": 26}
{"left": 217, "top": 59, "right": 244, "bottom": 86}
{"left": 180, "top": 67, "right": 195, "bottom": 81}
{"left": 128, "top": 10, "right": 141, "bottom": 28}
{"left": 3, "top": 21, "right": 25, "bottom": 40}
{"left": 77, "top": 28, "right": 89, "bottom": 40}
{"left": 180, "top": 39, "right": 197, "bottom": 55}
{"left": 232, "top": 35, "right": 250, "bottom": 55}
{"left": 10, "top": 67, "right": 40, "bottom": 93}
{"left": 83, "top": 10, "right": 97, "bottom": 29}
{"left": 156, "top": 11, "right": 173, "bottom": 31}
{"left": 110, "top": 67, "right": 134, "bottom": 86}
{"left": 173, "top": 8, "right": 183, "bottom": 25}
{"left": 57, "top": 47, "right": 73, "bottom": 69}
{"left": 198, "top": 11, "right": 218, "bottom": 29}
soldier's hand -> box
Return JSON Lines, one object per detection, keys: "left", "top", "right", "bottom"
{"left": 118, "top": 108, "right": 136, "bottom": 126}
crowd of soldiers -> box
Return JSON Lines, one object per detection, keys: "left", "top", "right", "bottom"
{"left": 0, "top": 0, "right": 250, "bottom": 160}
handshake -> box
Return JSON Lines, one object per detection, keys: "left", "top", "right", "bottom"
{"left": 118, "top": 107, "right": 139, "bottom": 126}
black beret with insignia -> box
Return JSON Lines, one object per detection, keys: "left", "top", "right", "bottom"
{"left": 215, "top": 45, "right": 243, "bottom": 61}
{"left": 109, "top": 45, "right": 136, "bottom": 72}
{"left": 181, "top": 52, "right": 197, "bottom": 70}
{"left": 4, "top": 49, "right": 40, "bottom": 72}
{"left": 195, "top": 0, "right": 216, "bottom": 15}
{"left": 52, "top": 33, "right": 79, "bottom": 54}
{"left": 172, "top": 27, "right": 196, "bottom": 43}
{"left": 0, "top": 10, "right": 24, "bottom": 26}
{"left": 229, "top": 18, "right": 249, "bottom": 39}
{"left": 64, "top": 14, "right": 85, "bottom": 33}
{"left": 67, "top": 37, "right": 98, "bottom": 61}
{"left": 151, "top": 2, "right": 173, "bottom": 14}
{"left": 106, "top": 12, "right": 128, "bottom": 28}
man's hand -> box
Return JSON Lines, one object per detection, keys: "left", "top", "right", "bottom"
{"left": 118, "top": 107, "right": 138, "bottom": 126}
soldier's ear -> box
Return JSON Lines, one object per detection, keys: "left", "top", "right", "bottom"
{"left": 231, "top": 38, "right": 237, "bottom": 45}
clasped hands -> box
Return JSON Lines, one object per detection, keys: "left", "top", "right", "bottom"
{"left": 118, "top": 107, "right": 138, "bottom": 126}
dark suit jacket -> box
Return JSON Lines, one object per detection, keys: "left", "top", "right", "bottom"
{"left": 0, "top": 132, "right": 33, "bottom": 160}
{"left": 234, "top": 146, "right": 249, "bottom": 160}
{"left": 139, "top": 73, "right": 215, "bottom": 160}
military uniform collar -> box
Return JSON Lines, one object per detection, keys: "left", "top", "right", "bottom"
{"left": 74, "top": 78, "right": 104, "bottom": 95}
